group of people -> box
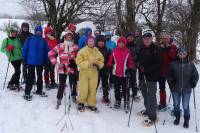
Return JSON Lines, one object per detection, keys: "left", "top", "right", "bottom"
{"left": 1, "top": 22, "right": 199, "bottom": 129}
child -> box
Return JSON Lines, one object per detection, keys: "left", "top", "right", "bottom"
{"left": 48, "top": 31, "right": 78, "bottom": 109}
{"left": 96, "top": 35, "right": 111, "bottom": 104}
{"left": 167, "top": 47, "right": 199, "bottom": 128}
{"left": 76, "top": 37, "right": 104, "bottom": 112}
{"left": 107, "top": 36, "right": 135, "bottom": 110}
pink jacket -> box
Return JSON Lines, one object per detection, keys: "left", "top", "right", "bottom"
{"left": 107, "top": 36, "right": 135, "bottom": 77}
{"left": 48, "top": 42, "right": 78, "bottom": 74}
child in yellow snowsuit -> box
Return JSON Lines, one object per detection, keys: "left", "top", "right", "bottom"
{"left": 76, "top": 37, "right": 104, "bottom": 112}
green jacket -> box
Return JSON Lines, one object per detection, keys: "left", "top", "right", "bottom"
{"left": 1, "top": 37, "right": 22, "bottom": 62}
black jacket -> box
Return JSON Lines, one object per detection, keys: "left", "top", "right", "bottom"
{"left": 167, "top": 59, "right": 199, "bottom": 93}
{"left": 138, "top": 43, "right": 162, "bottom": 82}
{"left": 127, "top": 41, "right": 141, "bottom": 64}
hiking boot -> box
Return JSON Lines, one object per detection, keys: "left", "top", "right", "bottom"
{"left": 51, "top": 82, "right": 58, "bottom": 88}
{"left": 23, "top": 95, "right": 32, "bottom": 101}
{"left": 101, "top": 97, "right": 111, "bottom": 104}
{"left": 78, "top": 103, "right": 85, "bottom": 112}
{"left": 114, "top": 101, "right": 121, "bottom": 109}
{"left": 174, "top": 116, "right": 180, "bottom": 125}
{"left": 183, "top": 119, "right": 189, "bottom": 128}
{"left": 87, "top": 106, "right": 98, "bottom": 112}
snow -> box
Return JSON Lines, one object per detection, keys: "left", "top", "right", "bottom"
{"left": 1, "top": 21, "right": 200, "bottom": 133}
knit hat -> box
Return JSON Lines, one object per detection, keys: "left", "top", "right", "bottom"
{"left": 177, "top": 47, "right": 187, "bottom": 54}
{"left": 68, "top": 24, "right": 76, "bottom": 31}
{"left": 143, "top": 32, "right": 153, "bottom": 38}
{"left": 126, "top": 32, "right": 134, "bottom": 38}
{"left": 96, "top": 35, "right": 105, "bottom": 42}
{"left": 117, "top": 36, "right": 127, "bottom": 47}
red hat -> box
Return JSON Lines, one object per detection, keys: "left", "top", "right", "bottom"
{"left": 117, "top": 36, "right": 127, "bottom": 47}
{"left": 64, "top": 31, "right": 74, "bottom": 39}
{"left": 68, "top": 24, "right": 76, "bottom": 31}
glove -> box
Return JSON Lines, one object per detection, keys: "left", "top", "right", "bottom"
{"left": 191, "top": 81, "right": 196, "bottom": 88}
{"left": 107, "top": 66, "right": 113, "bottom": 74}
{"left": 125, "top": 68, "right": 133, "bottom": 77}
{"left": 92, "top": 63, "right": 100, "bottom": 71}
{"left": 6, "top": 45, "right": 14, "bottom": 52}
{"left": 22, "top": 60, "right": 27, "bottom": 66}
{"left": 68, "top": 59, "right": 77, "bottom": 69}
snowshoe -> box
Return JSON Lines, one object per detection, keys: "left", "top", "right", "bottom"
{"left": 143, "top": 119, "right": 157, "bottom": 127}
{"left": 157, "top": 104, "right": 167, "bottom": 112}
{"left": 23, "top": 95, "right": 32, "bottom": 101}
{"left": 33, "top": 91, "right": 48, "bottom": 97}
{"left": 56, "top": 99, "right": 62, "bottom": 110}
{"left": 137, "top": 110, "right": 148, "bottom": 117}
{"left": 87, "top": 106, "right": 99, "bottom": 113}
{"left": 183, "top": 119, "right": 189, "bottom": 128}
{"left": 78, "top": 103, "right": 85, "bottom": 112}
{"left": 113, "top": 101, "right": 121, "bottom": 109}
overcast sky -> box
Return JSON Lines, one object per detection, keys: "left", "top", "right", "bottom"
{"left": 0, "top": 0, "right": 27, "bottom": 16}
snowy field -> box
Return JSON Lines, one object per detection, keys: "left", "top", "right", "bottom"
{"left": 0, "top": 21, "right": 200, "bottom": 133}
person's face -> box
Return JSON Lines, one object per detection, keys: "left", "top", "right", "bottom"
{"left": 134, "top": 31, "right": 140, "bottom": 37}
{"left": 143, "top": 37, "right": 153, "bottom": 47}
{"left": 35, "top": 31, "right": 42, "bottom": 36}
{"left": 70, "top": 27, "right": 76, "bottom": 33}
{"left": 87, "top": 31, "right": 92, "bottom": 36}
{"left": 178, "top": 52, "right": 187, "bottom": 59}
{"left": 87, "top": 39, "right": 95, "bottom": 48}
{"left": 23, "top": 26, "right": 29, "bottom": 32}
{"left": 11, "top": 31, "right": 17, "bottom": 37}
{"left": 98, "top": 41, "right": 105, "bottom": 48}
{"left": 162, "top": 35, "right": 171, "bottom": 44}
{"left": 64, "top": 34, "right": 73, "bottom": 41}
{"left": 118, "top": 42, "right": 125, "bottom": 48}
{"left": 127, "top": 36, "right": 134, "bottom": 43}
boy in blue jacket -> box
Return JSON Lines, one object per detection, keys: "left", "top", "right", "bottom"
{"left": 22, "top": 25, "right": 49, "bottom": 101}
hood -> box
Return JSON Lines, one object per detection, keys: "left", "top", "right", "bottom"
{"left": 117, "top": 36, "right": 127, "bottom": 48}
{"left": 44, "top": 27, "right": 53, "bottom": 35}
{"left": 6, "top": 26, "right": 18, "bottom": 36}
{"left": 34, "top": 25, "right": 43, "bottom": 35}
{"left": 21, "top": 22, "right": 30, "bottom": 31}
{"left": 104, "top": 31, "right": 112, "bottom": 36}
{"left": 84, "top": 27, "right": 92, "bottom": 36}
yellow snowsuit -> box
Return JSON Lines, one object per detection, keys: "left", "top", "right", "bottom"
{"left": 76, "top": 46, "right": 104, "bottom": 106}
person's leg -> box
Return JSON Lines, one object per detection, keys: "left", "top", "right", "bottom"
{"left": 172, "top": 92, "right": 181, "bottom": 117}
{"left": 146, "top": 82, "right": 157, "bottom": 121}
{"left": 9, "top": 60, "right": 21, "bottom": 86}
{"left": 44, "top": 64, "right": 50, "bottom": 85}
{"left": 102, "top": 73, "right": 109, "bottom": 100}
{"left": 50, "top": 64, "right": 55, "bottom": 84}
{"left": 78, "top": 71, "right": 89, "bottom": 104}
{"left": 130, "top": 70, "right": 137, "bottom": 97}
{"left": 87, "top": 71, "right": 98, "bottom": 107}
{"left": 182, "top": 92, "right": 191, "bottom": 120}
{"left": 159, "top": 76, "right": 167, "bottom": 107}
{"left": 113, "top": 76, "right": 121, "bottom": 102}
{"left": 140, "top": 80, "right": 148, "bottom": 109}
{"left": 57, "top": 74, "right": 67, "bottom": 100}
{"left": 22, "top": 63, "right": 28, "bottom": 83}
{"left": 25, "top": 65, "right": 35, "bottom": 95}
{"left": 121, "top": 77, "right": 129, "bottom": 103}
{"left": 36, "top": 66, "right": 44, "bottom": 93}
{"left": 69, "top": 73, "right": 77, "bottom": 96}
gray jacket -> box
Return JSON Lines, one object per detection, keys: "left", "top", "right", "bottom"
{"left": 167, "top": 59, "right": 199, "bottom": 93}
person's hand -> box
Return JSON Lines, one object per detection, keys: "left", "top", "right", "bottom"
{"left": 125, "top": 68, "right": 133, "bottom": 77}
{"left": 107, "top": 66, "right": 113, "bottom": 74}
{"left": 92, "top": 63, "right": 100, "bottom": 71}
{"left": 191, "top": 81, "right": 196, "bottom": 88}
{"left": 6, "top": 45, "right": 14, "bottom": 52}
{"left": 69, "top": 59, "right": 77, "bottom": 69}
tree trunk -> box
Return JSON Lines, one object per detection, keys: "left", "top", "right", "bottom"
{"left": 126, "top": 0, "right": 135, "bottom": 34}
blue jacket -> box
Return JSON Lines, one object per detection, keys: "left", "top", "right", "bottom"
{"left": 22, "top": 26, "right": 49, "bottom": 65}
{"left": 105, "top": 40, "right": 116, "bottom": 52}
{"left": 78, "top": 27, "right": 92, "bottom": 49}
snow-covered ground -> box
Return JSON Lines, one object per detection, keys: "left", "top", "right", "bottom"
{"left": 1, "top": 21, "right": 200, "bottom": 133}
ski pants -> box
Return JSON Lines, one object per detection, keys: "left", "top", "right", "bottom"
{"left": 25, "top": 65, "right": 43, "bottom": 95}
{"left": 44, "top": 62, "right": 55, "bottom": 85}
{"left": 97, "top": 71, "right": 109, "bottom": 99}
{"left": 9, "top": 60, "right": 21, "bottom": 86}
{"left": 159, "top": 76, "right": 167, "bottom": 106}
{"left": 78, "top": 70, "right": 98, "bottom": 106}
{"left": 141, "top": 81, "right": 157, "bottom": 121}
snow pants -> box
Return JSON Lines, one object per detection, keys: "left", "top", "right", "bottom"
{"left": 44, "top": 63, "right": 55, "bottom": 85}
{"left": 78, "top": 70, "right": 98, "bottom": 106}
{"left": 141, "top": 81, "right": 157, "bottom": 121}
{"left": 9, "top": 60, "right": 21, "bottom": 86}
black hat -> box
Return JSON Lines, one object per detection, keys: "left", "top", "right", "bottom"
{"left": 143, "top": 32, "right": 153, "bottom": 38}
{"left": 96, "top": 35, "right": 105, "bottom": 42}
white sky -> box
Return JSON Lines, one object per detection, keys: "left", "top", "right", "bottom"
{"left": 0, "top": 0, "right": 27, "bottom": 16}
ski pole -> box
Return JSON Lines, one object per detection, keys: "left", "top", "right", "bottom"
{"left": 163, "top": 93, "right": 172, "bottom": 125}
{"left": 144, "top": 76, "right": 158, "bottom": 133}
{"left": 192, "top": 88, "right": 198, "bottom": 132}
{"left": 3, "top": 61, "right": 10, "bottom": 90}
{"left": 128, "top": 92, "right": 134, "bottom": 127}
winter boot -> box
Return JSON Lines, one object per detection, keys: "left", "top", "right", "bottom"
{"left": 46, "top": 84, "right": 52, "bottom": 90}
{"left": 7, "top": 84, "right": 15, "bottom": 90}
{"left": 183, "top": 119, "right": 189, "bottom": 128}
{"left": 23, "top": 95, "right": 32, "bottom": 101}
{"left": 87, "top": 106, "right": 99, "bottom": 113}
{"left": 101, "top": 96, "right": 111, "bottom": 105}
{"left": 78, "top": 103, "right": 85, "bottom": 112}
{"left": 124, "top": 101, "right": 130, "bottom": 113}
{"left": 51, "top": 82, "right": 58, "bottom": 89}
{"left": 174, "top": 116, "right": 180, "bottom": 125}
{"left": 34, "top": 91, "right": 48, "bottom": 97}
{"left": 114, "top": 101, "right": 121, "bottom": 109}
{"left": 56, "top": 99, "right": 62, "bottom": 109}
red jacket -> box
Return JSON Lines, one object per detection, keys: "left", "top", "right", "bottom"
{"left": 44, "top": 27, "right": 58, "bottom": 50}
{"left": 48, "top": 42, "right": 78, "bottom": 74}
{"left": 159, "top": 43, "right": 177, "bottom": 77}
{"left": 107, "top": 36, "right": 135, "bottom": 77}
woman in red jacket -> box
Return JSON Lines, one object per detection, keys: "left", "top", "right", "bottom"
{"left": 107, "top": 36, "right": 135, "bottom": 110}
{"left": 44, "top": 26, "right": 58, "bottom": 89}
